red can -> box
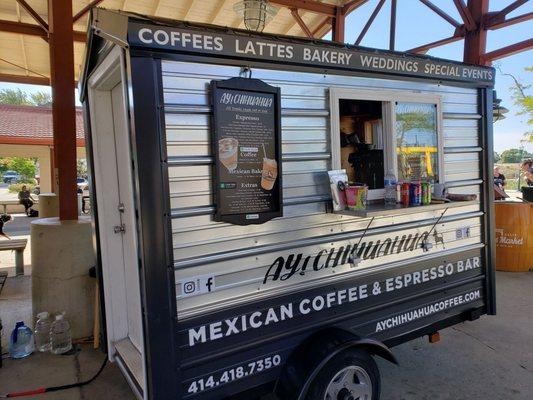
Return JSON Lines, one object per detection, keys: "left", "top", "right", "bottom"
{"left": 401, "top": 182, "right": 410, "bottom": 206}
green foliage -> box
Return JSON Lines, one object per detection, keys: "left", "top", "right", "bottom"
{"left": 30, "top": 91, "right": 52, "bottom": 106}
{"left": 499, "top": 148, "right": 533, "bottom": 163}
{"left": 0, "top": 158, "right": 10, "bottom": 174}
{"left": 0, "top": 88, "right": 31, "bottom": 105}
{"left": 0, "top": 88, "right": 52, "bottom": 106}
{"left": 77, "top": 160, "right": 88, "bottom": 177}
{"left": 0, "top": 157, "right": 37, "bottom": 178}
{"left": 493, "top": 151, "right": 500, "bottom": 163}
{"left": 395, "top": 111, "right": 435, "bottom": 139}
{"left": 8, "top": 182, "right": 36, "bottom": 194}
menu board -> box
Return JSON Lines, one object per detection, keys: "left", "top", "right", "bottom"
{"left": 211, "top": 77, "right": 282, "bottom": 225}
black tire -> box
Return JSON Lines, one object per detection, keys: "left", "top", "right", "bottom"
{"left": 305, "top": 348, "right": 380, "bottom": 400}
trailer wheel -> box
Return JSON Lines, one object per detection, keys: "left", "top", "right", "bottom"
{"left": 305, "top": 348, "right": 380, "bottom": 400}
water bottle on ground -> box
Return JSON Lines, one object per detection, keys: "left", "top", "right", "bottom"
{"left": 384, "top": 169, "right": 397, "bottom": 205}
{"left": 50, "top": 313, "right": 72, "bottom": 355}
{"left": 34, "top": 311, "right": 52, "bottom": 352}
{"left": 9, "top": 321, "right": 34, "bottom": 359}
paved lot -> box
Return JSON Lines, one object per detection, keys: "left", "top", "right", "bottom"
{"left": 379, "top": 271, "right": 533, "bottom": 400}
{"left": 1, "top": 271, "right": 532, "bottom": 399}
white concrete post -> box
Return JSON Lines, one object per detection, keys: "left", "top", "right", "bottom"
{"left": 31, "top": 217, "right": 96, "bottom": 339}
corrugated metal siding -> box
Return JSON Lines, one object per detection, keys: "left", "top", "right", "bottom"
{"left": 161, "top": 60, "right": 484, "bottom": 318}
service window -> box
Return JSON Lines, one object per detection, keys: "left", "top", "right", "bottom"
{"left": 330, "top": 88, "right": 443, "bottom": 201}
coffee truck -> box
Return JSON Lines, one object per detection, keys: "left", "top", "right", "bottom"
{"left": 80, "top": 9, "right": 496, "bottom": 400}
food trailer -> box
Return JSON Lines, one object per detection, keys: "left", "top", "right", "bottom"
{"left": 80, "top": 8, "right": 496, "bottom": 400}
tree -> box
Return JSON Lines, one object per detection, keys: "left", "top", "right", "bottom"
{"left": 499, "top": 148, "right": 533, "bottom": 163}
{"left": 30, "top": 91, "right": 52, "bottom": 106}
{"left": 0, "top": 88, "right": 30, "bottom": 105}
{"left": 77, "top": 160, "right": 87, "bottom": 177}
{"left": 395, "top": 105, "right": 435, "bottom": 180}
{"left": 493, "top": 151, "right": 500, "bottom": 163}
{"left": 0, "top": 157, "right": 37, "bottom": 178}
{"left": 0, "top": 88, "right": 52, "bottom": 106}
{"left": 499, "top": 66, "right": 532, "bottom": 143}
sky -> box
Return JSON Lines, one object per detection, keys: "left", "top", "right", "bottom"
{"left": 0, "top": 0, "right": 531, "bottom": 154}
{"left": 339, "top": 0, "right": 533, "bottom": 154}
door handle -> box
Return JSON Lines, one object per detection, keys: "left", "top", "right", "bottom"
{"left": 113, "top": 224, "right": 125, "bottom": 234}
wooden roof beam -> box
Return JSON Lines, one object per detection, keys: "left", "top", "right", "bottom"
{"left": 210, "top": 0, "right": 231, "bottom": 25}
{"left": 481, "top": 38, "right": 533, "bottom": 63}
{"left": 0, "top": 73, "right": 50, "bottom": 86}
{"left": 312, "top": 16, "right": 332, "bottom": 37}
{"left": 270, "top": 0, "right": 336, "bottom": 17}
{"left": 491, "top": 0, "right": 528, "bottom": 20}
{"left": 407, "top": 34, "right": 464, "bottom": 54}
{"left": 15, "top": 0, "right": 48, "bottom": 32}
{"left": 342, "top": 0, "right": 369, "bottom": 15}
{"left": 0, "top": 19, "right": 47, "bottom": 37}
{"left": 0, "top": 19, "right": 86, "bottom": 42}
{"left": 486, "top": 12, "right": 533, "bottom": 30}
{"left": 183, "top": 0, "right": 197, "bottom": 21}
{"left": 290, "top": 8, "right": 314, "bottom": 38}
{"left": 419, "top": 0, "right": 462, "bottom": 28}
{"left": 453, "top": 0, "right": 477, "bottom": 31}
{"left": 355, "top": 0, "right": 385, "bottom": 45}
{"left": 390, "top": 0, "right": 397, "bottom": 50}
{"left": 73, "top": 0, "right": 105, "bottom": 23}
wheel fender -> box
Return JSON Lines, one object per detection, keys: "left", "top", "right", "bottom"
{"left": 274, "top": 328, "right": 397, "bottom": 400}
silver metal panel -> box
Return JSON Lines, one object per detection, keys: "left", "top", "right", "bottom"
{"left": 175, "top": 217, "right": 483, "bottom": 318}
{"left": 161, "top": 60, "right": 484, "bottom": 317}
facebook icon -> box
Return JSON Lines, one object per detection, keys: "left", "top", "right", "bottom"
{"left": 178, "top": 274, "right": 216, "bottom": 298}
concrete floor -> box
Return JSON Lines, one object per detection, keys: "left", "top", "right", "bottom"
{"left": 1, "top": 271, "right": 532, "bottom": 399}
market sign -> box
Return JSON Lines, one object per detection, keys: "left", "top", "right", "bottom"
{"left": 128, "top": 21, "right": 495, "bottom": 85}
{"left": 211, "top": 77, "right": 282, "bottom": 225}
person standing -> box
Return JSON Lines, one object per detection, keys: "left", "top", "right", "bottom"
{"left": 493, "top": 166, "right": 506, "bottom": 188}
{"left": 18, "top": 185, "right": 35, "bottom": 216}
{"left": 521, "top": 159, "right": 533, "bottom": 186}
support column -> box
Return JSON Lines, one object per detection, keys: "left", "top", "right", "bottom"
{"left": 49, "top": 146, "right": 56, "bottom": 193}
{"left": 48, "top": 0, "right": 77, "bottom": 220}
{"left": 463, "top": 0, "right": 489, "bottom": 65}
{"left": 37, "top": 152, "right": 52, "bottom": 193}
{"left": 332, "top": 6, "right": 345, "bottom": 42}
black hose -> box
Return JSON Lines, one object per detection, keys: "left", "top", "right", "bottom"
{"left": 1, "top": 354, "right": 108, "bottom": 398}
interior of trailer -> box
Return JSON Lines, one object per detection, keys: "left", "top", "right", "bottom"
{"left": 330, "top": 88, "right": 443, "bottom": 202}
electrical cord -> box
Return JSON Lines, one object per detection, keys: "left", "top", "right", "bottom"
{"left": 0, "top": 355, "right": 108, "bottom": 398}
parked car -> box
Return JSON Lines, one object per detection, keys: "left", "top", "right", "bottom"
{"left": 76, "top": 177, "right": 89, "bottom": 191}
{"left": 2, "top": 171, "right": 22, "bottom": 183}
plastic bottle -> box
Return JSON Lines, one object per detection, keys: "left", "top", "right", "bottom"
{"left": 50, "top": 313, "right": 72, "bottom": 355}
{"left": 9, "top": 321, "right": 34, "bottom": 359}
{"left": 34, "top": 311, "right": 52, "bottom": 352}
{"left": 384, "top": 169, "right": 397, "bottom": 205}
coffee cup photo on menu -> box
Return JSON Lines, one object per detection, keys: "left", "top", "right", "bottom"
{"left": 260, "top": 143, "right": 278, "bottom": 191}
{"left": 219, "top": 137, "right": 239, "bottom": 172}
